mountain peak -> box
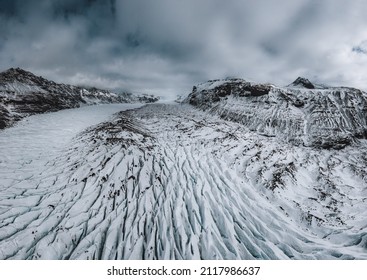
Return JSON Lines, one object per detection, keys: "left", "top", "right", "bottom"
{"left": 290, "top": 77, "right": 315, "bottom": 89}
{"left": 6, "top": 67, "right": 27, "bottom": 73}
{"left": 0, "top": 67, "right": 44, "bottom": 85}
{"left": 2, "top": 67, "right": 34, "bottom": 76}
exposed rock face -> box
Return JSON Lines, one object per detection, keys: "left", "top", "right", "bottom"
{"left": 188, "top": 79, "right": 271, "bottom": 106}
{"left": 0, "top": 68, "right": 159, "bottom": 129}
{"left": 184, "top": 78, "right": 367, "bottom": 149}
{"left": 289, "top": 77, "right": 315, "bottom": 89}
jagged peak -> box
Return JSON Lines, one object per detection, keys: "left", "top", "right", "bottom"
{"left": 289, "top": 77, "right": 315, "bottom": 89}
{"left": 1, "top": 67, "right": 35, "bottom": 76}
{"left": 0, "top": 67, "right": 47, "bottom": 85}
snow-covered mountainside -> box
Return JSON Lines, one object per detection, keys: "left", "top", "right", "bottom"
{"left": 0, "top": 100, "right": 366, "bottom": 259}
{"left": 0, "top": 68, "right": 159, "bottom": 129}
{"left": 184, "top": 78, "right": 367, "bottom": 149}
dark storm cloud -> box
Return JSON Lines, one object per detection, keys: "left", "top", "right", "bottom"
{"left": 1, "top": 0, "right": 367, "bottom": 99}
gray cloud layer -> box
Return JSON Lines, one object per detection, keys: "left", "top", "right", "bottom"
{"left": 1, "top": 0, "right": 367, "bottom": 98}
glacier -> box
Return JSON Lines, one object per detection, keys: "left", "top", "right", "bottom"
{"left": 0, "top": 68, "right": 159, "bottom": 129}
{"left": 0, "top": 97, "right": 366, "bottom": 259}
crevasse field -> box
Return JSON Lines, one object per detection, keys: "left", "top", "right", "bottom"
{"left": 0, "top": 102, "right": 366, "bottom": 260}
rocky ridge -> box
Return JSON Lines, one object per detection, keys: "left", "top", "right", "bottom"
{"left": 184, "top": 77, "right": 367, "bottom": 149}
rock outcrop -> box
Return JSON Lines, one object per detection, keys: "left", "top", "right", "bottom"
{"left": 184, "top": 78, "right": 367, "bottom": 149}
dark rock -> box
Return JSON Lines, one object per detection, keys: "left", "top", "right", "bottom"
{"left": 290, "top": 77, "right": 315, "bottom": 89}
{"left": 184, "top": 77, "right": 367, "bottom": 149}
{"left": 293, "top": 99, "right": 304, "bottom": 107}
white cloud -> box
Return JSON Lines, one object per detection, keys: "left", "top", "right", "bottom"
{"left": 1, "top": 0, "right": 367, "bottom": 98}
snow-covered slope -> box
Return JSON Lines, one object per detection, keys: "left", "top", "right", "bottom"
{"left": 184, "top": 78, "right": 367, "bottom": 149}
{"left": 0, "top": 103, "right": 366, "bottom": 259}
{"left": 0, "top": 68, "right": 159, "bottom": 129}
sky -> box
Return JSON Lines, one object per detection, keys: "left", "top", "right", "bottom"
{"left": 1, "top": 0, "right": 367, "bottom": 99}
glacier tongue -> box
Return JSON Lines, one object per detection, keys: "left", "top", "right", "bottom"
{"left": 1, "top": 103, "right": 366, "bottom": 259}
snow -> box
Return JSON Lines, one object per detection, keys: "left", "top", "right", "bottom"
{"left": 0, "top": 81, "right": 46, "bottom": 95}
{"left": 0, "top": 104, "right": 143, "bottom": 170}
{"left": 1, "top": 102, "right": 366, "bottom": 259}
{"left": 186, "top": 80, "right": 367, "bottom": 149}
{"left": 195, "top": 80, "right": 230, "bottom": 92}
{"left": 0, "top": 68, "right": 160, "bottom": 129}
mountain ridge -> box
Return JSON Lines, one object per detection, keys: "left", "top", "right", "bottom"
{"left": 184, "top": 77, "right": 367, "bottom": 149}
{"left": 0, "top": 67, "right": 159, "bottom": 129}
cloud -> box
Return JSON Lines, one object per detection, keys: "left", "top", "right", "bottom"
{"left": 1, "top": 0, "right": 367, "bottom": 99}
{"left": 352, "top": 40, "right": 367, "bottom": 55}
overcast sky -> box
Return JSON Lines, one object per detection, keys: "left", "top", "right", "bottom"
{"left": 1, "top": 0, "right": 367, "bottom": 99}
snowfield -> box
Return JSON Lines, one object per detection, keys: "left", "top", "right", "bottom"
{"left": 0, "top": 103, "right": 366, "bottom": 259}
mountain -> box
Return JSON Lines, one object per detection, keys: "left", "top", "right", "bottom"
{"left": 288, "top": 77, "right": 316, "bottom": 89}
{"left": 184, "top": 78, "right": 367, "bottom": 149}
{"left": 0, "top": 68, "right": 159, "bottom": 129}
